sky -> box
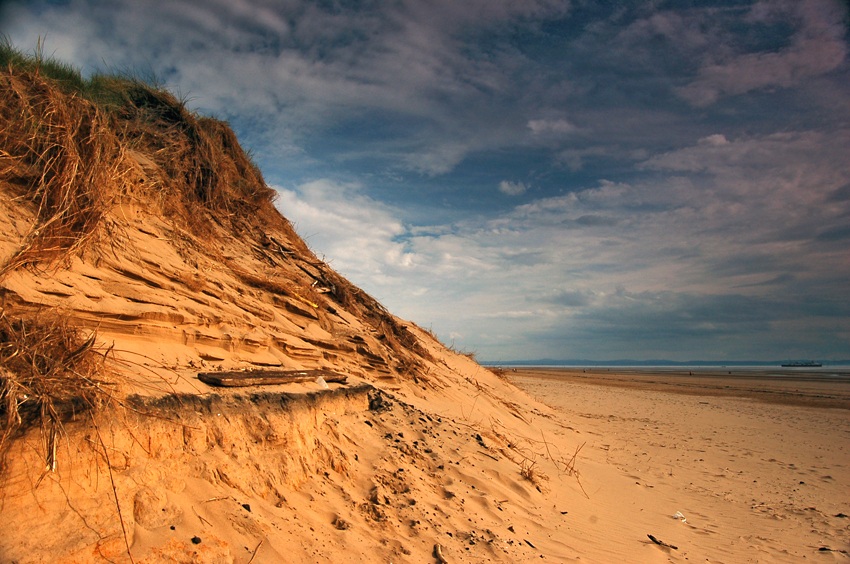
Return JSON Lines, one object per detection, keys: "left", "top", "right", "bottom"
{"left": 3, "top": 0, "right": 849, "bottom": 362}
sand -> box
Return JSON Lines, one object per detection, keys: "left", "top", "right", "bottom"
{"left": 0, "top": 351, "right": 585, "bottom": 563}
{"left": 3, "top": 355, "right": 849, "bottom": 563}
{"left": 507, "top": 367, "right": 850, "bottom": 562}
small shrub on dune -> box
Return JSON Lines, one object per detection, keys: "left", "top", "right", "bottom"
{"left": 0, "top": 310, "right": 112, "bottom": 472}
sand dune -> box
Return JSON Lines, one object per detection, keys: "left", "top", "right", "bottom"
{"left": 0, "top": 61, "right": 585, "bottom": 562}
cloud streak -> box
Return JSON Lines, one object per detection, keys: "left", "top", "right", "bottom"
{"left": 677, "top": 0, "right": 848, "bottom": 106}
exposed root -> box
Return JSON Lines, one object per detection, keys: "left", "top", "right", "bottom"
{"left": 89, "top": 412, "right": 136, "bottom": 564}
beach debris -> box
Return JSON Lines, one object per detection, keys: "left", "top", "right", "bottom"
{"left": 192, "top": 506, "right": 213, "bottom": 527}
{"left": 477, "top": 450, "right": 500, "bottom": 461}
{"left": 368, "top": 391, "right": 392, "bottom": 412}
{"left": 197, "top": 368, "right": 347, "bottom": 387}
{"left": 433, "top": 543, "right": 448, "bottom": 563}
{"left": 247, "top": 540, "right": 264, "bottom": 564}
{"left": 818, "top": 546, "right": 849, "bottom": 555}
{"left": 647, "top": 534, "right": 678, "bottom": 550}
{"left": 672, "top": 511, "right": 687, "bottom": 522}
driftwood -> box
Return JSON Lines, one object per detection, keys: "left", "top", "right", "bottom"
{"left": 198, "top": 369, "right": 347, "bottom": 387}
{"left": 647, "top": 534, "right": 678, "bottom": 550}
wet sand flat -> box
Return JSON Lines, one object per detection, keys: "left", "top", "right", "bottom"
{"left": 506, "top": 367, "right": 850, "bottom": 562}
{"left": 509, "top": 366, "right": 850, "bottom": 409}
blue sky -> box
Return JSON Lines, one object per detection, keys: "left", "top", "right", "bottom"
{"left": 3, "top": 0, "right": 849, "bottom": 361}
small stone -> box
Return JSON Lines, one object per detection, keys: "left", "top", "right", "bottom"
{"left": 191, "top": 536, "right": 202, "bottom": 544}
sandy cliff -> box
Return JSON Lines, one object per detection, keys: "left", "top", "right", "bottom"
{"left": 0, "top": 54, "right": 584, "bottom": 563}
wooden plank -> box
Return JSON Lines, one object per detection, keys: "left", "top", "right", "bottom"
{"left": 198, "top": 369, "right": 347, "bottom": 388}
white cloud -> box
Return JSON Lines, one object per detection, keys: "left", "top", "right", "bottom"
{"left": 528, "top": 118, "right": 578, "bottom": 136}
{"left": 274, "top": 180, "right": 415, "bottom": 279}
{"left": 556, "top": 146, "right": 611, "bottom": 171}
{"left": 498, "top": 180, "right": 528, "bottom": 196}
{"left": 699, "top": 134, "right": 729, "bottom": 146}
{"left": 401, "top": 141, "right": 475, "bottom": 176}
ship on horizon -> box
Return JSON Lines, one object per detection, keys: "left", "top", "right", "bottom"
{"left": 780, "top": 360, "right": 823, "bottom": 367}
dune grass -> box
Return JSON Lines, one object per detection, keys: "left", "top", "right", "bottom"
{"left": 0, "top": 39, "right": 284, "bottom": 469}
{"left": 0, "top": 38, "right": 284, "bottom": 273}
{"left": 0, "top": 39, "right": 434, "bottom": 471}
{"left": 0, "top": 310, "right": 111, "bottom": 471}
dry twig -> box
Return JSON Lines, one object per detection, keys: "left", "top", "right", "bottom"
{"left": 433, "top": 543, "right": 448, "bottom": 563}
{"left": 90, "top": 413, "right": 135, "bottom": 564}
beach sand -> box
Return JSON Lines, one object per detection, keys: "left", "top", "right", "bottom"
{"left": 2, "top": 360, "right": 848, "bottom": 563}
{"left": 507, "top": 367, "right": 850, "bottom": 562}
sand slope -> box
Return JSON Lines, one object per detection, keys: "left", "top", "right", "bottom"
{"left": 0, "top": 66, "right": 587, "bottom": 563}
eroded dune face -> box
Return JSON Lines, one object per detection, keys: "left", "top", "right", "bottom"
{"left": 0, "top": 66, "right": 429, "bottom": 384}
{"left": 0, "top": 59, "right": 577, "bottom": 563}
{"left": 1, "top": 381, "right": 574, "bottom": 563}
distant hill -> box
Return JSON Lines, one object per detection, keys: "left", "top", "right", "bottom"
{"left": 484, "top": 359, "right": 850, "bottom": 367}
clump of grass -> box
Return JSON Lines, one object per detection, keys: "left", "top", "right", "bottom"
{"left": 0, "top": 38, "right": 289, "bottom": 276}
{"left": 0, "top": 50, "right": 129, "bottom": 274}
{"left": 487, "top": 366, "right": 506, "bottom": 377}
{"left": 519, "top": 457, "right": 549, "bottom": 492}
{"left": 0, "top": 36, "right": 85, "bottom": 93}
{"left": 519, "top": 458, "right": 537, "bottom": 481}
{"left": 0, "top": 309, "right": 112, "bottom": 472}
{"left": 108, "top": 81, "right": 275, "bottom": 221}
